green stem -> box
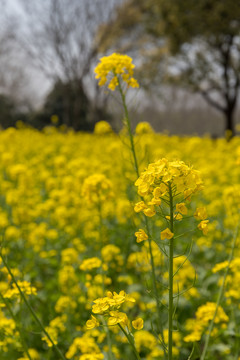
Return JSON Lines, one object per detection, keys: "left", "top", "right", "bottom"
{"left": 118, "top": 78, "right": 165, "bottom": 354}
{"left": 118, "top": 78, "right": 139, "bottom": 177}
{"left": 118, "top": 323, "right": 141, "bottom": 360}
{"left": 200, "top": 224, "right": 239, "bottom": 360}
{"left": 98, "top": 202, "right": 114, "bottom": 360}
{"left": 168, "top": 184, "right": 174, "bottom": 360}
{"left": 147, "top": 222, "right": 164, "bottom": 329}
{"left": 0, "top": 253, "right": 66, "bottom": 360}
{"left": 0, "top": 291, "right": 32, "bottom": 360}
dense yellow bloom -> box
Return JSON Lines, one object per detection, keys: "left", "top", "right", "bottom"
{"left": 213, "top": 258, "right": 240, "bottom": 302}
{"left": 55, "top": 296, "right": 77, "bottom": 313}
{"left": 101, "top": 244, "right": 121, "bottom": 262}
{"left": 184, "top": 302, "right": 229, "bottom": 342}
{"left": 0, "top": 121, "right": 240, "bottom": 358}
{"left": 18, "top": 348, "right": 40, "bottom": 360}
{"left": 95, "top": 53, "right": 139, "bottom": 91}
{"left": 66, "top": 334, "right": 103, "bottom": 359}
{"left": 4, "top": 281, "right": 37, "bottom": 299}
{"left": 80, "top": 257, "right": 102, "bottom": 271}
{"left": 61, "top": 247, "right": 79, "bottom": 264}
{"left": 91, "top": 291, "right": 135, "bottom": 315}
{"left": 82, "top": 174, "right": 113, "bottom": 204}
{"left": 135, "top": 158, "right": 203, "bottom": 197}
{"left": 134, "top": 330, "right": 157, "bottom": 352}
{"left": 134, "top": 159, "right": 203, "bottom": 219}
{"left": 58, "top": 265, "right": 79, "bottom": 295}
{"left": 135, "top": 122, "right": 154, "bottom": 135}
{"left": 94, "top": 121, "right": 113, "bottom": 135}
{"left": 79, "top": 354, "right": 104, "bottom": 360}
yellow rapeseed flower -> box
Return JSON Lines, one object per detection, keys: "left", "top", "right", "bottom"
{"left": 176, "top": 203, "right": 188, "bottom": 215}
{"left": 132, "top": 318, "right": 144, "bottom": 330}
{"left": 86, "top": 315, "right": 100, "bottom": 329}
{"left": 94, "top": 53, "right": 139, "bottom": 91}
{"left": 198, "top": 220, "right": 209, "bottom": 235}
{"left": 135, "top": 229, "right": 148, "bottom": 243}
{"left": 194, "top": 207, "right": 208, "bottom": 220}
{"left": 161, "top": 228, "right": 174, "bottom": 240}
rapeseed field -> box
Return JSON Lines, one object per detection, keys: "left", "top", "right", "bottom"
{"left": 0, "top": 54, "right": 240, "bottom": 360}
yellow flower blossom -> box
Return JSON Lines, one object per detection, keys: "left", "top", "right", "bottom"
{"left": 86, "top": 315, "right": 100, "bottom": 330}
{"left": 135, "top": 229, "right": 148, "bottom": 243}
{"left": 80, "top": 257, "right": 102, "bottom": 271}
{"left": 108, "top": 311, "right": 128, "bottom": 326}
{"left": 94, "top": 121, "right": 113, "bottom": 135}
{"left": 143, "top": 207, "right": 156, "bottom": 217}
{"left": 194, "top": 207, "right": 208, "bottom": 220}
{"left": 176, "top": 203, "right": 188, "bottom": 215}
{"left": 161, "top": 228, "right": 174, "bottom": 240}
{"left": 198, "top": 220, "right": 209, "bottom": 235}
{"left": 134, "top": 201, "right": 147, "bottom": 213}
{"left": 132, "top": 318, "right": 144, "bottom": 330}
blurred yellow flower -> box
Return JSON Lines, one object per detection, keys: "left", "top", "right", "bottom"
{"left": 135, "top": 229, "right": 148, "bottom": 243}
{"left": 161, "top": 228, "right": 174, "bottom": 240}
{"left": 132, "top": 318, "right": 144, "bottom": 330}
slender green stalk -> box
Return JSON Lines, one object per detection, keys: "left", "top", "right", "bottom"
{"left": 200, "top": 224, "right": 239, "bottom": 360}
{"left": 0, "top": 291, "right": 32, "bottom": 360}
{"left": 0, "top": 253, "right": 66, "bottom": 360}
{"left": 117, "top": 79, "right": 165, "bottom": 352}
{"left": 118, "top": 323, "right": 141, "bottom": 360}
{"left": 118, "top": 78, "right": 139, "bottom": 178}
{"left": 168, "top": 184, "right": 174, "bottom": 360}
{"left": 147, "top": 229, "right": 163, "bottom": 332}
{"left": 98, "top": 202, "right": 114, "bottom": 360}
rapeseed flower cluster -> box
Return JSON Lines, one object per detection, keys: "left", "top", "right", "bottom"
{"left": 184, "top": 302, "right": 229, "bottom": 342}
{"left": 94, "top": 53, "right": 139, "bottom": 90}
{"left": 87, "top": 291, "right": 144, "bottom": 335}
{"left": 134, "top": 159, "right": 208, "bottom": 240}
{"left": 82, "top": 174, "right": 113, "bottom": 204}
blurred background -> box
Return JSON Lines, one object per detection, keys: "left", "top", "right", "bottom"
{"left": 0, "top": 0, "right": 239, "bottom": 137}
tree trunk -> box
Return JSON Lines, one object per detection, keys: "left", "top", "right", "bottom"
{"left": 224, "top": 107, "right": 235, "bottom": 140}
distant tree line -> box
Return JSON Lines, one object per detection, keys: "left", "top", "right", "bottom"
{"left": 0, "top": 0, "right": 240, "bottom": 138}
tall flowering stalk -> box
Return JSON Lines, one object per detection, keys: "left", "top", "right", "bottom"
{"left": 94, "top": 53, "right": 208, "bottom": 359}
{"left": 134, "top": 159, "right": 206, "bottom": 359}
{"left": 95, "top": 53, "right": 163, "bottom": 340}
{"left": 95, "top": 53, "right": 139, "bottom": 176}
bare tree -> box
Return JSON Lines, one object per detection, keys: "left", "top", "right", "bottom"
{"left": 14, "top": 0, "right": 121, "bottom": 129}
